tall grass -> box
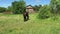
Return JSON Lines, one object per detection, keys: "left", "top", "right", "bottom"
{"left": 0, "top": 13, "right": 60, "bottom": 34}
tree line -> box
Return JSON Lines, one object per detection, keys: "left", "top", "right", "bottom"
{"left": 0, "top": 0, "right": 42, "bottom": 14}
{"left": 0, "top": 0, "right": 26, "bottom": 14}
{"left": 0, "top": 0, "right": 60, "bottom": 20}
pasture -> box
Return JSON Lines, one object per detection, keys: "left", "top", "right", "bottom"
{"left": 0, "top": 13, "right": 60, "bottom": 34}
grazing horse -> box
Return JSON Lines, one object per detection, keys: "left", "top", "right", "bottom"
{"left": 23, "top": 11, "right": 29, "bottom": 21}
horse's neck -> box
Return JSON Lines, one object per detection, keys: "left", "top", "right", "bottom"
{"left": 23, "top": 12, "right": 26, "bottom": 15}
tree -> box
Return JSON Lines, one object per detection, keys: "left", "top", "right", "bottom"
{"left": 7, "top": 6, "right": 13, "bottom": 12}
{"left": 50, "top": 0, "right": 57, "bottom": 14}
{"left": 56, "top": 0, "right": 60, "bottom": 14}
{"left": 50, "top": 0, "right": 60, "bottom": 20}
{"left": 12, "top": 0, "right": 26, "bottom": 14}
{"left": 34, "top": 5, "right": 42, "bottom": 12}
{"left": 38, "top": 5, "right": 50, "bottom": 19}
{"left": 0, "top": 7, "right": 6, "bottom": 13}
{"left": 50, "top": 0, "right": 60, "bottom": 14}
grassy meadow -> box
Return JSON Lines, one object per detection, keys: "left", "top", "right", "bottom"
{"left": 0, "top": 13, "right": 60, "bottom": 34}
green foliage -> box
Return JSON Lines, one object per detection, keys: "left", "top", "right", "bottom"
{"left": 37, "top": 0, "right": 60, "bottom": 19}
{"left": 50, "top": 0, "right": 56, "bottom": 14}
{"left": 50, "top": 0, "right": 60, "bottom": 14}
{"left": 7, "top": 6, "right": 13, "bottom": 12}
{"left": 50, "top": 0, "right": 60, "bottom": 20}
{"left": 38, "top": 5, "right": 51, "bottom": 19}
{"left": 34, "top": 5, "right": 42, "bottom": 12}
{"left": 11, "top": 0, "right": 26, "bottom": 14}
{"left": 0, "top": 7, "right": 6, "bottom": 13}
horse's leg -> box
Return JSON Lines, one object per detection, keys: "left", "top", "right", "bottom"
{"left": 26, "top": 14, "right": 29, "bottom": 21}
{"left": 24, "top": 16, "right": 26, "bottom": 21}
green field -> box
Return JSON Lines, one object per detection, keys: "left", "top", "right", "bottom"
{"left": 0, "top": 13, "right": 60, "bottom": 34}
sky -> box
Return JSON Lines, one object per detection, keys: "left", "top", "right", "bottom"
{"left": 0, "top": 0, "right": 50, "bottom": 8}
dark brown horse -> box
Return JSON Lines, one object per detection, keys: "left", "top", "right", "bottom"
{"left": 23, "top": 11, "right": 29, "bottom": 21}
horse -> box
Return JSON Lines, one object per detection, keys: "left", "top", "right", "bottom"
{"left": 23, "top": 11, "right": 29, "bottom": 21}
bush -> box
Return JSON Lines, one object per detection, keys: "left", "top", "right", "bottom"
{"left": 38, "top": 5, "right": 51, "bottom": 19}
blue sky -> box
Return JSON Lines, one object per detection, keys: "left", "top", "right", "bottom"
{"left": 0, "top": 0, "right": 50, "bottom": 8}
